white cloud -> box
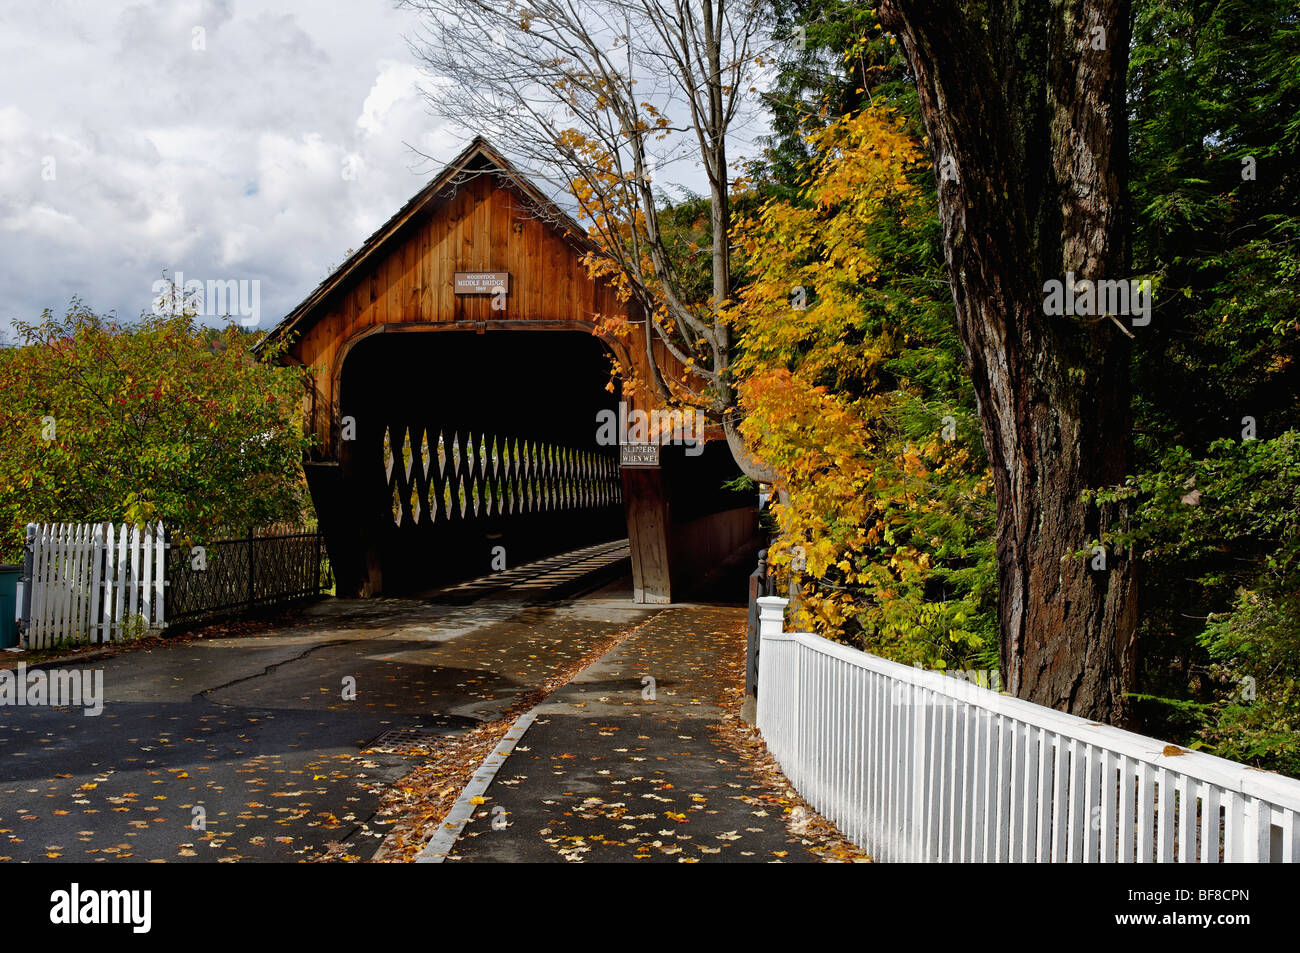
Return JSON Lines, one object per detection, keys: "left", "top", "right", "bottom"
{"left": 0, "top": 0, "right": 456, "bottom": 331}
{"left": 0, "top": 0, "right": 769, "bottom": 337}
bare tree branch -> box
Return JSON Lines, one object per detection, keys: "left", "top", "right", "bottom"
{"left": 398, "top": 0, "right": 778, "bottom": 482}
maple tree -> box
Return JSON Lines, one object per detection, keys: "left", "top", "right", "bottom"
{"left": 728, "top": 108, "right": 997, "bottom": 670}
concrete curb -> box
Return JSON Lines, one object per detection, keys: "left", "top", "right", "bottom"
{"left": 414, "top": 710, "right": 539, "bottom": 863}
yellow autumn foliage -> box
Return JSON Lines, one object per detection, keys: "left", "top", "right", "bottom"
{"left": 727, "top": 108, "right": 998, "bottom": 669}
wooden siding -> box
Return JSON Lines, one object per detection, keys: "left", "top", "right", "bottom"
{"left": 284, "top": 173, "right": 691, "bottom": 455}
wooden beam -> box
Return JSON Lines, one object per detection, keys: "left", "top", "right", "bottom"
{"left": 621, "top": 465, "right": 672, "bottom": 604}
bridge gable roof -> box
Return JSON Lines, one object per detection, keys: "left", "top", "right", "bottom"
{"left": 261, "top": 137, "right": 596, "bottom": 350}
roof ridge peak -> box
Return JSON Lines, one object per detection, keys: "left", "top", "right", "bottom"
{"left": 257, "top": 138, "right": 591, "bottom": 351}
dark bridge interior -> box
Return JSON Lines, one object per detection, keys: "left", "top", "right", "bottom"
{"left": 333, "top": 330, "right": 628, "bottom": 595}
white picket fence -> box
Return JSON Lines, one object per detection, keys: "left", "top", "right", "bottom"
{"left": 21, "top": 522, "right": 167, "bottom": 649}
{"left": 755, "top": 596, "right": 1300, "bottom": 863}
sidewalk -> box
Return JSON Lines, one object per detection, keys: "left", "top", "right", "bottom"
{"left": 446, "top": 605, "right": 850, "bottom": 863}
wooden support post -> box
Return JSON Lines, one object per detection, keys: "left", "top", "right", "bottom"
{"left": 620, "top": 465, "right": 671, "bottom": 604}
{"left": 304, "top": 459, "right": 378, "bottom": 599}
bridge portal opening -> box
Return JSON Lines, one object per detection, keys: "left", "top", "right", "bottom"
{"left": 271, "top": 139, "right": 762, "bottom": 604}
{"left": 334, "top": 329, "right": 626, "bottom": 595}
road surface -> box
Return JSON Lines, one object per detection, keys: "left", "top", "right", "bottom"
{"left": 0, "top": 543, "right": 657, "bottom": 863}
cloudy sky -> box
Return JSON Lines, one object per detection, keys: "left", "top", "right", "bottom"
{"left": 0, "top": 0, "right": 461, "bottom": 333}
{"left": 1, "top": 0, "right": 765, "bottom": 337}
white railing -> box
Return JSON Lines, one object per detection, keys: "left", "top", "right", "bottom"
{"left": 21, "top": 522, "right": 167, "bottom": 649}
{"left": 756, "top": 596, "right": 1300, "bottom": 863}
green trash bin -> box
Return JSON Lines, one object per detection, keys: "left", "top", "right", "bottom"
{"left": 0, "top": 564, "right": 20, "bottom": 649}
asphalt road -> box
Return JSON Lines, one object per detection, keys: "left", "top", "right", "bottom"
{"left": 0, "top": 547, "right": 658, "bottom": 863}
{"left": 449, "top": 606, "right": 826, "bottom": 863}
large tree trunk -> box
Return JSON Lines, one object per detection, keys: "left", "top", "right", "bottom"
{"left": 878, "top": 0, "right": 1139, "bottom": 723}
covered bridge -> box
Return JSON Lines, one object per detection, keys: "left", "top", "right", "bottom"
{"left": 260, "top": 138, "right": 758, "bottom": 603}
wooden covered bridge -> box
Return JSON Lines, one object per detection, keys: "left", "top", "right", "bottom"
{"left": 261, "top": 138, "right": 758, "bottom": 603}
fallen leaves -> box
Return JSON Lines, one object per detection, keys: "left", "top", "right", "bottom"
{"left": 334, "top": 615, "right": 655, "bottom": 864}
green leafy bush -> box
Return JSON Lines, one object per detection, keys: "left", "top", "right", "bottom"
{"left": 0, "top": 299, "right": 314, "bottom": 560}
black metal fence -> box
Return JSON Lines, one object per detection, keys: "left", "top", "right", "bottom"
{"left": 165, "top": 529, "right": 332, "bottom": 628}
{"left": 746, "top": 549, "right": 772, "bottom": 697}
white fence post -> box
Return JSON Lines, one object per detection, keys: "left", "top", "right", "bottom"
{"left": 88, "top": 522, "right": 105, "bottom": 643}
{"left": 756, "top": 595, "right": 791, "bottom": 771}
{"left": 30, "top": 523, "right": 49, "bottom": 648}
{"left": 153, "top": 523, "right": 167, "bottom": 628}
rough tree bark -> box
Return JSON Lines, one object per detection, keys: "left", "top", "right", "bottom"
{"left": 877, "top": 0, "right": 1139, "bottom": 723}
